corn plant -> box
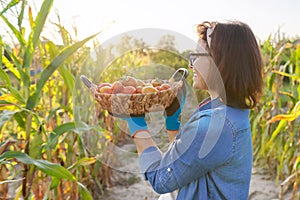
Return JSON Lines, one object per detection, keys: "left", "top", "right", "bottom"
{"left": 251, "top": 33, "right": 300, "bottom": 198}
{"left": 0, "top": 0, "right": 101, "bottom": 199}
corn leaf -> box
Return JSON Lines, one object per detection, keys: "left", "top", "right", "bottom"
{"left": 23, "top": 0, "right": 54, "bottom": 71}
{"left": 34, "top": 160, "right": 76, "bottom": 181}
{"left": 272, "top": 70, "right": 300, "bottom": 82}
{"left": 29, "top": 126, "right": 43, "bottom": 159}
{"left": 53, "top": 22, "right": 71, "bottom": 46}
{"left": 0, "top": 110, "right": 18, "bottom": 129}
{"left": 268, "top": 73, "right": 275, "bottom": 91}
{"left": 48, "top": 123, "right": 75, "bottom": 149}
{"left": 17, "top": 0, "right": 26, "bottom": 28}
{"left": 0, "top": 97, "right": 21, "bottom": 111}
{"left": 0, "top": 14, "right": 26, "bottom": 46}
{"left": 49, "top": 177, "right": 60, "bottom": 190}
{"left": 28, "top": 6, "right": 34, "bottom": 29}
{"left": 58, "top": 65, "right": 75, "bottom": 95}
{"left": 78, "top": 182, "right": 93, "bottom": 200}
{"left": 26, "top": 33, "right": 99, "bottom": 110}
{"left": 293, "top": 100, "right": 300, "bottom": 114}
{"left": 279, "top": 91, "right": 295, "bottom": 102}
{"left": 7, "top": 86, "right": 25, "bottom": 104}
{"left": 0, "top": 151, "right": 33, "bottom": 164}
{"left": 12, "top": 111, "right": 26, "bottom": 129}
{"left": 267, "top": 100, "right": 300, "bottom": 124}
{"left": 0, "top": 151, "right": 76, "bottom": 181}
{"left": 266, "top": 120, "right": 288, "bottom": 146}
{"left": 46, "top": 107, "right": 61, "bottom": 121}
{"left": 2, "top": 56, "right": 21, "bottom": 81}
{"left": 0, "top": 0, "right": 21, "bottom": 15}
{"left": 0, "top": 67, "right": 11, "bottom": 86}
{"left": 8, "top": 51, "right": 30, "bottom": 87}
{"left": 294, "top": 156, "right": 300, "bottom": 170}
{"left": 68, "top": 157, "right": 96, "bottom": 171}
{"left": 267, "top": 114, "right": 296, "bottom": 124}
{"left": 48, "top": 121, "right": 91, "bottom": 149}
{"left": 0, "top": 36, "right": 2, "bottom": 69}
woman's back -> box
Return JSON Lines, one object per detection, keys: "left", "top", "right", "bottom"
{"left": 176, "top": 100, "right": 252, "bottom": 200}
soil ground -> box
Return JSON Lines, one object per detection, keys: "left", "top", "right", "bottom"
{"left": 101, "top": 144, "right": 293, "bottom": 200}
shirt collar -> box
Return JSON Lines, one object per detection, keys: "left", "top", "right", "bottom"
{"left": 198, "top": 97, "right": 223, "bottom": 112}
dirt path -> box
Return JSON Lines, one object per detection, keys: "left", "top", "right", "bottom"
{"left": 101, "top": 144, "right": 285, "bottom": 200}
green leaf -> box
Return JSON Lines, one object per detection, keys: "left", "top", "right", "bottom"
{"left": 2, "top": 54, "right": 21, "bottom": 80}
{"left": 3, "top": 46, "right": 30, "bottom": 86}
{"left": 34, "top": 160, "right": 76, "bottom": 181}
{"left": 46, "top": 107, "right": 61, "bottom": 121}
{"left": 0, "top": 110, "right": 18, "bottom": 129}
{"left": 0, "top": 14, "right": 26, "bottom": 46}
{"left": 26, "top": 33, "right": 99, "bottom": 110}
{"left": 0, "top": 0, "right": 21, "bottom": 15}
{"left": 48, "top": 121, "right": 91, "bottom": 149}
{"left": 272, "top": 70, "right": 300, "bottom": 82}
{"left": 13, "top": 111, "right": 26, "bottom": 129}
{"left": 0, "top": 151, "right": 34, "bottom": 165}
{"left": 0, "top": 67, "right": 11, "bottom": 86}
{"left": 23, "top": 0, "right": 54, "bottom": 71}
{"left": 0, "top": 100, "right": 21, "bottom": 110}
{"left": 28, "top": 6, "right": 34, "bottom": 29}
{"left": 293, "top": 100, "right": 300, "bottom": 114}
{"left": 293, "top": 156, "right": 300, "bottom": 170}
{"left": 8, "top": 86, "right": 25, "bottom": 104}
{"left": 78, "top": 182, "right": 93, "bottom": 200}
{"left": 266, "top": 119, "right": 288, "bottom": 146}
{"left": 53, "top": 23, "right": 71, "bottom": 46}
{"left": 29, "top": 126, "right": 43, "bottom": 159}
{"left": 268, "top": 73, "right": 275, "bottom": 91}
{"left": 0, "top": 36, "right": 2, "bottom": 71}
{"left": 17, "top": 0, "right": 26, "bottom": 28}
{"left": 58, "top": 65, "right": 75, "bottom": 95}
{"left": 50, "top": 177, "right": 60, "bottom": 190}
{"left": 68, "top": 157, "right": 96, "bottom": 171}
{"left": 48, "top": 122, "right": 71, "bottom": 148}
{"left": 0, "top": 151, "right": 76, "bottom": 181}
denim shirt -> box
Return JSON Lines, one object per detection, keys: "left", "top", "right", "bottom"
{"left": 139, "top": 98, "right": 252, "bottom": 200}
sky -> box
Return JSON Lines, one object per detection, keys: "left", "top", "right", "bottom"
{"left": 1, "top": 0, "right": 300, "bottom": 47}
{"left": 48, "top": 0, "right": 300, "bottom": 43}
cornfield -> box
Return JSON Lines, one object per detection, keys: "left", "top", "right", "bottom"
{"left": 252, "top": 34, "right": 300, "bottom": 199}
{"left": 0, "top": 0, "right": 299, "bottom": 199}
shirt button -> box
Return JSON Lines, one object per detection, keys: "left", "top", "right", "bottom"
{"left": 167, "top": 168, "right": 171, "bottom": 172}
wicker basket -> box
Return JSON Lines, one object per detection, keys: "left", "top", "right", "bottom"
{"left": 81, "top": 68, "right": 188, "bottom": 117}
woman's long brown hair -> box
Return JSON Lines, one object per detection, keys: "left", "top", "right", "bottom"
{"left": 197, "top": 21, "right": 263, "bottom": 109}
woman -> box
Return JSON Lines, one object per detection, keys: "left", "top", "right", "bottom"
{"left": 123, "top": 20, "right": 263, "bottom": 199}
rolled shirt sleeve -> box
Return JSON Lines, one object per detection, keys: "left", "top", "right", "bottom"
{"left": 138, "top": 108, "right": 234, "bottom": 194}
{"left": 139, "top": 146, "right": 162, "bottom": 178}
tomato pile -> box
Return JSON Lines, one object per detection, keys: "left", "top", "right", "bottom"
{"left": 97, "top": 76, "right": 171, "bottom": 94}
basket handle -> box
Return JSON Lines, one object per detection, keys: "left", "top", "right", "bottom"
{"left": 169, "top": 68, "right": 189, "bottom": 83}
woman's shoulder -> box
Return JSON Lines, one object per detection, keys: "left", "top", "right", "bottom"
{"left": 187, "top": 105, "right": 250, "bottom": 132}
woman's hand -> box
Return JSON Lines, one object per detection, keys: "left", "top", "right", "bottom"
{"left": 120, "top": 116, "right": 156, "bottom": 155}
{"left": 122, "top": 116, "right": 149, "bottom": 138}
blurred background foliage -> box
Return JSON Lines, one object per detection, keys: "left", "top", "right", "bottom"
{"left": 0, "top": 0, "right": 299, "bottom": 199}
